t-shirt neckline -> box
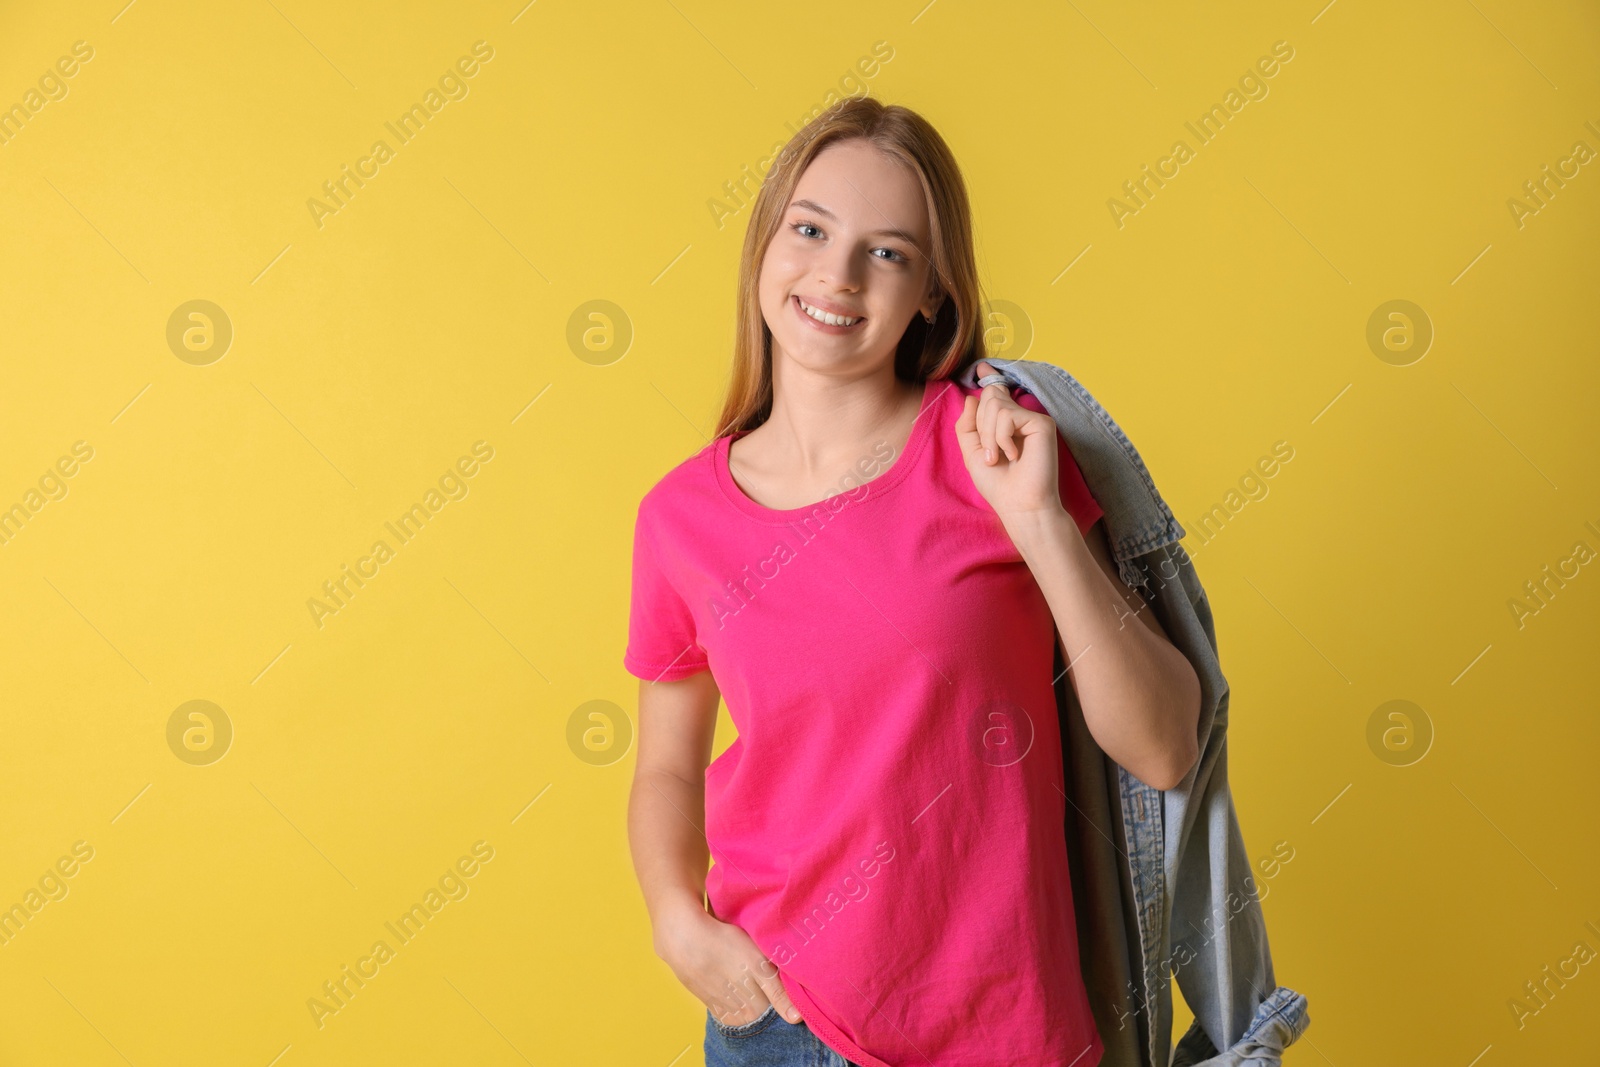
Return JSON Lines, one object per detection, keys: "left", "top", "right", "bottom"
{"left": 714, "top": 377, "right": 950, "bottom": 525}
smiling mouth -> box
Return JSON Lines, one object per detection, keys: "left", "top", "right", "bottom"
{"left": 794, "top": 295, "right": 866, "bottom": 330}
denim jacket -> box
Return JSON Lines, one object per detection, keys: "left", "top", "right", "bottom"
{"left": 955, "top": 357, "right": 1311, "bottom": 1067}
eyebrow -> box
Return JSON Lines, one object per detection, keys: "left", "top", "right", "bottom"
{"left": 788, "top": 198, "right": 923, "bottom": 245}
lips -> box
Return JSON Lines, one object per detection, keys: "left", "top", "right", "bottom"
{"left": 793, "top": 295, "right": 865, "bottom": 332}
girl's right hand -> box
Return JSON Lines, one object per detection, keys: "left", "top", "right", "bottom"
{"left": 654, "top": 902, "right": 803, "bottom": 1026}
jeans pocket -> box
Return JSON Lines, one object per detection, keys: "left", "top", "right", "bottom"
{"left": 708, "top": 1002, "right": 780, "bottom": 1038}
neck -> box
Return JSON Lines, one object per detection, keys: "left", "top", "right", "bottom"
{"left": 760, "top": 363, "right": 923, "bottom": 476}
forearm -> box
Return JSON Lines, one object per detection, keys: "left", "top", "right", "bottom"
{"left": 628, "top": 767, "right": 716, "bottom": 951}
{"left": 1003, "top": 506, "right": 1200, "bottom": 789}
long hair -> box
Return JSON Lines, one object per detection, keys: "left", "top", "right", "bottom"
{"left": 713, "top": 97, "right": 988, "bottom": 439}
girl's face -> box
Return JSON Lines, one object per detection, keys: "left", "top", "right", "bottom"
{"left": 758, "top": 138, "right": 940, "bottom": 378}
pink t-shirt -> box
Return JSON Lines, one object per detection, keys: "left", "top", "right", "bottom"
{"left": 625, "top": 377, "right": 1105, "bottom": 1067}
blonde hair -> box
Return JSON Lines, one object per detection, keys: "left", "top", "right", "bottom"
{"left": 713, "top": 97, "right": 988, "bottom": 439}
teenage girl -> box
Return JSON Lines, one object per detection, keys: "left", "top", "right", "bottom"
{"left": 625, "top": 98, "right": 1201, "bottom": 1067}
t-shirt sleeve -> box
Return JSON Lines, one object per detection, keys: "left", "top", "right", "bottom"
{"left": 1014, "top": 389, "right": 1105, "bottom": 537}
{"left": 623, "top": 502, "right": 711, "bottom": 682}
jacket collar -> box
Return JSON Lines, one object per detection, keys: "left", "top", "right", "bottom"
{"left": 955, "top": 356, "right": 1186, "bottom": 569}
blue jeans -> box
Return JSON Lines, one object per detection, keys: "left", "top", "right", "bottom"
{"left": 704, "top": 1004, "right": 862, "bottom": 1067}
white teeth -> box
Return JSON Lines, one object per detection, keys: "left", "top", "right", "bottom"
{"left": 799, "top": 299, "right": 859, "bottom": 327}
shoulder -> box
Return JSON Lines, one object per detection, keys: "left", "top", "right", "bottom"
{"left": 1010, "top": 388, "right": 1047, "bottom": 413}
{"left": 636, "top": 437, "right": 722, "bottom": 525}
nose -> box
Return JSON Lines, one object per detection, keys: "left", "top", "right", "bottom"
{"left": 812, "top": 239, "right": 863, "bottom": 293}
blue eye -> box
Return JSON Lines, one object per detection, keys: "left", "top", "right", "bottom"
{"left": 789, "top": 220, "right": 908, "bottom": 263}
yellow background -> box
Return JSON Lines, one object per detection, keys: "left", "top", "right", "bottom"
{"left": 1, "top": 0, "right": 1597, "bottom": 1064}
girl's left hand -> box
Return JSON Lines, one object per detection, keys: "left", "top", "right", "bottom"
{"left": 955, "top": 361, "right": 1064, "bottom": 520}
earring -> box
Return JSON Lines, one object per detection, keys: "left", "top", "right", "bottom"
{"left": 923, "top": 308, "right": 937, "bottom": 324}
